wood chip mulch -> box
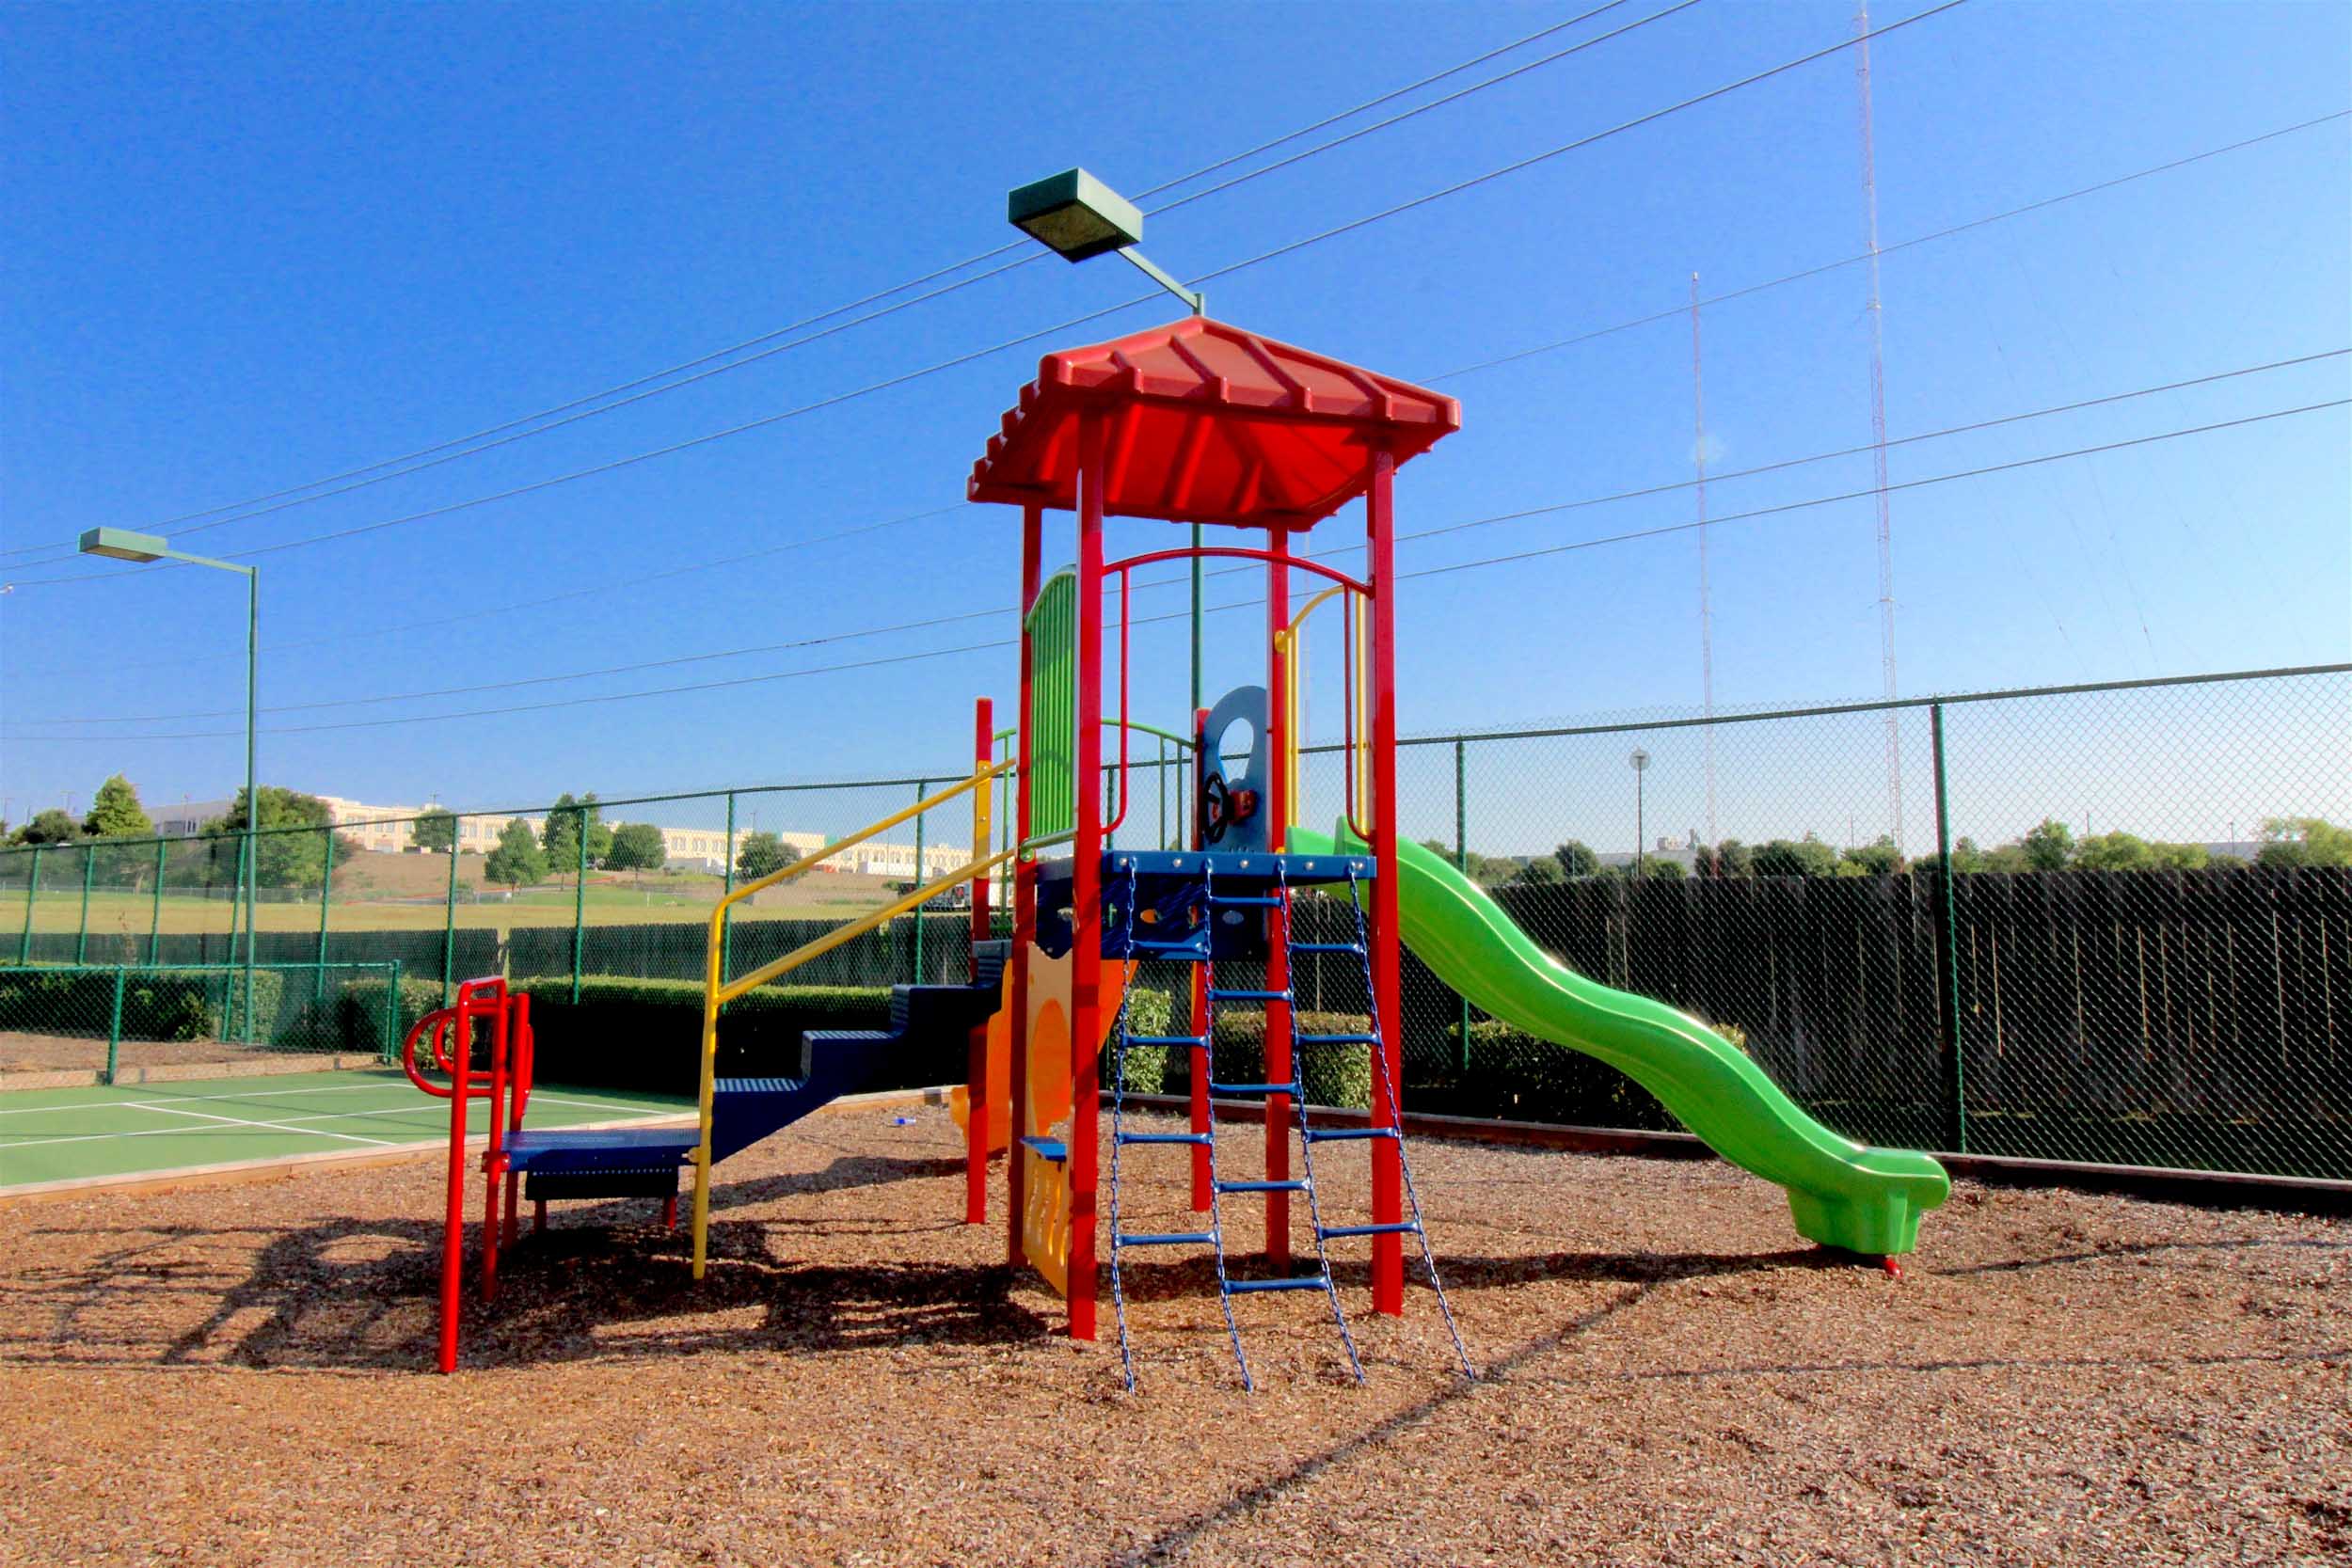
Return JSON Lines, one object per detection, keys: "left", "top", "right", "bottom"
{"left": 1, "top": 1102, "right": 2344, "bottom": 1567}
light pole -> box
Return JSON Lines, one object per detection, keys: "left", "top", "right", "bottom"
{"left": 1006, "top": 166, "right": 1208, "bottom": 710}
{"left": 1629, "top": 749, "right": 1651, "bottom": 879}
{"left": 80, "top": 528, "right": 260, "bottom": 1040}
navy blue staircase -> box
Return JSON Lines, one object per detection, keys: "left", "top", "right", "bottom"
{"left": 504, "top": 942, "right": 1009, "bottom": 1209}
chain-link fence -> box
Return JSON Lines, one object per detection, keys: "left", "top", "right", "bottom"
{"left": 0, "top": 960, "right": 411, "bottom": 1082}
{"left": 3, "top": 665, "right": 2344, "bottom": 1176}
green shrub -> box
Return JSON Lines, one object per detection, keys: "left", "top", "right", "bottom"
{"left": 0, "top": 965, "right": 288, "bottom": 1045}
{"left": 1210, "top": 1008, "right": 1375, "bottom": 1109}
{"left": 513, "top": 974, "right": 893, "bottom": 1095}
{"left": 1102, "top": 990, "right": 1179, "bottom": 1095}
{"left": 1434, "top": 1019, "right": 1677, "bottom": 1129}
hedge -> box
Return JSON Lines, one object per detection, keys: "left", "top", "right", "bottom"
{"left": 0, "top": 965, "right": 288, "bottom": 1046}
{"left": 1421, "top": 1019, "right": 1680, "bottom": 1130}
{"left": 514, "top": 975, "right": 895, "bottom": 1096}
{"left": 1097, "top": 993, "right": 1374, "bottom": 1109}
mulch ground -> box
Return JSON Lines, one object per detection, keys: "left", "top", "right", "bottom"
{"left": 0, "top": 1101, "right": 2344, "bottom": 1567}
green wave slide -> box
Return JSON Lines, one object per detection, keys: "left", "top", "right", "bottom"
{"left": 1291, "top": 826, "right": 1950, "bottom": 1257}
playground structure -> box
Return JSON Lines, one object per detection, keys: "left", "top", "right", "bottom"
{"left": 405, "top": 315, "right": 1950, "bottom": 1378}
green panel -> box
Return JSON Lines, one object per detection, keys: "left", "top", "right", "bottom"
{"left": 1025, "top": 569, "right": 1078, "bottom": 842}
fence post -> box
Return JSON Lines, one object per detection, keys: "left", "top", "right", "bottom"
{"left": 1454, "top": 738, "right": 1470, "bottom": 1074}
{"left": 313, "top": 828, "right": 335, "bottom": 1008}
{"left": 720, "top": 791, "right": 737, "bottom": 989}
{"left": 149, "top": 838, "right": 166, "bottom": 963}
{"left": 912, "top": 781, "right": 928, "bottom": 984}
{"left": 571, "top": 805, "right": 587, "bottom": 1006}
{"left": 385, "top": 958, "right": 405, "bottom": 1063}
{"left": 1930, "top": 703, "right": 1968, "bottom": 1154}
{"left": 442, "top": 831, "right": 459, "bottom": 1006}
{"left": 105, "top": 966, "right": 127, "bottom": 1086}
{"left": 231, "top": 833, "right": 253, "bottom": 1041}
{"left": 16, "top": 846, "right": 36, "bottom": 963}
{"left": 75, "top": 845, "right": 94, "bottom": 964}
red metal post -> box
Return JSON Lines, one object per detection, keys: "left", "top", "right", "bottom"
{"left": 965, "top": 695, "right": 993, "bottom": 1226}
{"left": 1189, "top": 704, "right": 1211, "bottom": 1212}
{"left": 502, "top": 992, "right": 530, "bottom": 1248}
{"left": 480, "top": 983, "right": 509, "bottom": 1301}
{"left": 1263, "top": 525, "right": 1293, "bottom": 1266}
{"left": 1367, "top": 451, "right": 1406, "bottom": 1315}
{"left": 1008, "top": 503, "right": 1041, "bottom": 1267}
{"left": 1068, "top": 414, "right": 1105, "bottom": 1342}
{"left": 437, "top": 990, "right": 472, "bottom": 1372}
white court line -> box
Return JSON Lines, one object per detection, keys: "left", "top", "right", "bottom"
{"left": 0, "top": 1096, "right": 687, "bottom": 1152}
{"left": 0, "top": 1081, "right": 678, "bottom": 1117}
{"left": 114, "top": 1101, "right": 403, "bottom": 1147}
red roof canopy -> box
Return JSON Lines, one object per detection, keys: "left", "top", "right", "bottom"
{"left": 968, "top": 317, "right": 1458, "bottom": 530}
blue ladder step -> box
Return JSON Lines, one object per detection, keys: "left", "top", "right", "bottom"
{"left": 1304, "top": 1127, "right": 1400, "bottom": 1143}
{"left": 1208, "top": 1081, "right": 1299, "bottom": 1097}
{"left": 1318, "top": 1221, "right": 1422, "bottom": 1239}
{"left": 1206, "top": 893, "right": 1283, "bottom": 907}
{"left": 1124, "top": 1034, "right": 1209, "bottom": 1048}
{"left": 1216, "top": 1179, "right": 1308, "bottom": 1194}
{"left": 1126, "top": 936, "right": 1209, "bottom": 953}
{"left": 1117, "top": 1230, "right": 1216, "bottom": 1247}
{"left": 1208, "top": 988, "right": 1292, "bottom": 1002}
{"left": 1020, "top": 1135, "right": 1070, "bottom": 1162}
{"left": 1116, "top": 1131, "right": 1210, "bottom": 1147}
{"left": 1225, "top": 1275, "right": 1330, "bottom": 1294}
{"left": 1296, "top": 1032, "right": 1379, "bottom": 1045}
{"left": 1287, "top": 942, "right": 1366, "bottom": 954}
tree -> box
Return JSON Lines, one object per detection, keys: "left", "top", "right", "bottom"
{"left": 606, "top": 822, "right": 668, "bottom": 877}
{"left": 1707, "top": 839, "right": 1754, "bottom": 879}
{"left": 1552, "top": 840, "right": 1601, "bottom": 879}
{"left": 1510, "top": 855, "right": 1565, "bottom": 886}
{"left": 1752, "top": 835, "right": 1837, "bottom": 879}
{"left": 2148, "top": 840, "right": 2210, "bottom": 871}
{"left": 1841, "top": 834, "right": 1906, "bottom": 877}
{"left": 2074, "top": 831, "right": 2153, "bottom": 872}
{"left": 1641, "top": 856, "right": 1686, "bottom": 880}
{"left": 2257, "top": 816, "right": 2352, "bottom": 869}
{"left": 484, "top": 818, "right": 548, "bottom": 889}
{"left": 542, "top": 792, "right": 613, "bottom": 869}
{"left": 2020, "top": 818, "right": 2075, "bottom": 873}
{"left": 410, "top": 808, "right": 457, "bottom": 853}
{"left": 208, "top": 786, "right": 361, "bottom": 889}
{"left": 82, "top": 775, "right": 153, "bottom": 839}
{"left": 10, "top": 808, "right": 82, "bottom": 846}
{"left": 735, "top": 830, "right": 798, "bottom": 881}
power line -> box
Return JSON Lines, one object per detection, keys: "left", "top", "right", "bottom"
{"left": 23, "top": 347, "right": 2333, "bottom": 721}
{"left": 0, "top": 4, "right": 1661, "bottom": 565}
{"left": 13, "top": 349, "right": 2338, "bottom": 718}
{"left": 12, "top": 395, "right": 2339, "bottom": 743}
{"left": 3, "top": 1, "right": 1956, "bottom": 589}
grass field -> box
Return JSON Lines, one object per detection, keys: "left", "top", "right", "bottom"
{"left": 0, "top": 1068, "right": 690, "bottom": 1187}
{"left": 15, "top": 864, "right": 931, "bottom": 933}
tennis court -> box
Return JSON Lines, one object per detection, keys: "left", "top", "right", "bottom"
{"left": 0, "top": 1069, "right": 691, "bottom": 1189}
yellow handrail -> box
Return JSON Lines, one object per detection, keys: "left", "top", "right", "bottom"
{"left": 1277, "top": 583, "right": 1370, "bottom": 833}
{"left": 689, "top": 759, "right": 1012, "bottom": 1277}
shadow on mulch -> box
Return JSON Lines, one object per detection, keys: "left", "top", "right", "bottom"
{"left": 3, "top": 1151, "right": 1051, "bottom": 1373}
{"left": 1110, "top": 1243, "right": 1844, "bottom": 1304}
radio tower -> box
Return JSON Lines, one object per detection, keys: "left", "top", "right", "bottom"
{"left": 1855, "top": 0, "right": 1904, "bottom": 848}
{"left": 1691, "top": 272, "right": 1717, "bottom": 847}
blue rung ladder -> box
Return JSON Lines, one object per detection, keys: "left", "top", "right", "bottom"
{"left": 1105, "top": 858, "right": 1360, "bottom": 1392}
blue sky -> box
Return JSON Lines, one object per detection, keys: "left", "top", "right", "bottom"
{"left": 3, "top": 0, "right": 2346, "bottom": 851}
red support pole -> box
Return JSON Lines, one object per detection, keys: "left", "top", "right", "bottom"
{"left": 1008, "top": 503, "right": 1041, "bottom": 1267}
{"left": 480, "top": 984, "right": 509, "bottom": 1302}
{"left": 502, "top": 992, "right": 529, "bottom": 1248}
{"left": 965, "top": 695, "right": 993, "bottom": 1227}
{"left": 437, "top": 995, "right": 471, "bottom": 1373}
{"left": 1068, "top": 414, "right": 1106, "bottom": 1341}
{"left": 1263, "top": 526, "right": 1293, "bottom": 1266}
{"left": 1189, "top": 705, "right": 1211, "bottom": 1212}
{"left": 1366, "top": 451, "right": 1406, "bottom": 1316}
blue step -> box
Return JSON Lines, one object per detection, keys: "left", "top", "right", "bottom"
{"left": 1287, "top": 942, "right": 1366, "bottom": 955}
{"left": 1225, "top": 1275, "right": 1329, "bottom": 1294}
{"left": 1208, "top": 988, "right": 1291, "bottom": 1003}
{"left": 1209, "top": 1081, "right": 1298, "bottom": 1097}
{"left": 1126, "top": 935, "right": 1210, "bottom": 953}
{"left": 1115, "top": 1131, "right": 1208, "bottom": 1147}
{"left": 1207, "top": 893, "right": 1283, "bottom": 908}
{"left": 1304, "top": 1127, "right": 1400, "bottom": 1143}
{"left": 1118, "top": 1230, "right": 1216, "bottom": 1247}
{"left": 1296, "top": 1032, "right": 1379, "bottom": 1046}
{"left": 1216, "top": 1179, "right": 1308, "bottom": 1194}
{"left": 1021, "top": 1135, "right": 1070, "bottom": 1162}
{"left": 1124, "top": 1034, "right": 1208, "bottom": 1048}
{"left": 1318, "top": 1221, "right": 1422, "bottom": 1239}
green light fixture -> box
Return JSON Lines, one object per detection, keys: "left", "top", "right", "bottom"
{"left": 1008, "top": 166, "right": 1202, "bottom": 314}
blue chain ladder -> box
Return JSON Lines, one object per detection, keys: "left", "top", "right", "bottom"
{"left": 1312, "top": 865, "right": 1474, "bottom": 1380}
{"left": 1107, "top": 858, "right": 1249, "bottom": 1391}
{"left": 1272, "top": 861, "right": 1367, "bottom": 1385}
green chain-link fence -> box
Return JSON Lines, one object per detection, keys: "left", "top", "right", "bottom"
{"left": 0, "top": 960, "right": 412, "bottom": 1082}
{"left": 3, "top": 664, "right": 2344, "bottom": 1176}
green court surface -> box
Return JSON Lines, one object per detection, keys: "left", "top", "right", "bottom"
{"left": 0, "top": 1069, "right": 691, "bottom": 1190}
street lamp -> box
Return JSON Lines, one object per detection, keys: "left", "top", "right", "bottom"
{"left": 79, "top": 527, "right": 260, "bottom": 1041}
{"left": 1629, "top": 749, "right": 1651, "bottom": 879}
{"left": 1008, "top": 166, "right": 1207, "bottom": 709}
